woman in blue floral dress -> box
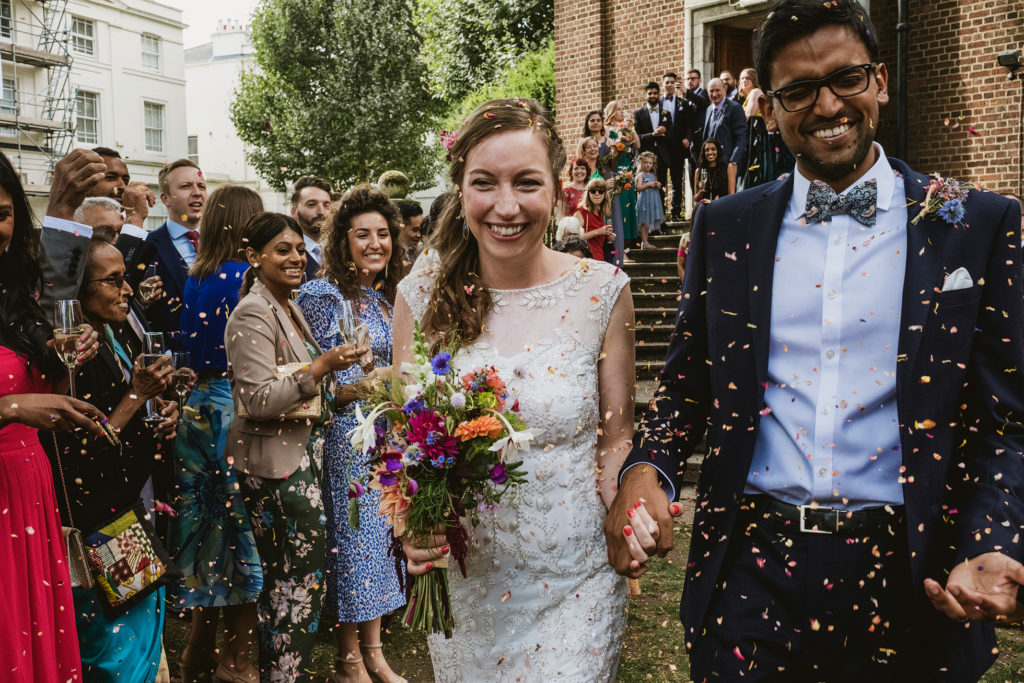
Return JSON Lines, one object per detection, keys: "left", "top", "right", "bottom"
{"left": 297, "top": 185, "right": 407, "bottom": 683}
{"left": 173, "top": 185, "right": 264, "bottom": 682}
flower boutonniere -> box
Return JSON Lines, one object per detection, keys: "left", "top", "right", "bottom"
{"left": 661, "top": 109, "right": 670, "bottom": 118}
{"left": 911, "top": 174, "right": 974, "bottom": 226}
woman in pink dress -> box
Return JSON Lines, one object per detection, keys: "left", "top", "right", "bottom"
{"left": 0, "top": 151, "right": 105, "bottom": 682}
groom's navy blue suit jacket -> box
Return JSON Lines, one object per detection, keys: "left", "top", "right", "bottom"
{"left": 624, "top": 157, "right": 1024, "bottom": 679}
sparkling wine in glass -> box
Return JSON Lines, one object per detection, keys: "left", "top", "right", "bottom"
{"left": 699, "top": 168, "right": 708, "bottom": 186}
{"left": 138, "top": 264, "right": 160, "bottom": 303}
{"left": 336, "top": 299, "right": 357, "bottom": 343}
{"left": 142, "top": 332, "right": 167, "bottom": 424}
{"left": 171, "top": 352, "right": 192, "bottom": 423}
{"left": 53, "top": 300, "right": 83, "bottom": 397}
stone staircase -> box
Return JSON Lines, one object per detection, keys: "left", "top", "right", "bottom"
{"left": 621, "top": 222, "right": 703, "bottom": 484}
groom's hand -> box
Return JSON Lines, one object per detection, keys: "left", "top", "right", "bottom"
{"left": 925, "top": 552, "right": 1024, "bottom": 622}
{"left": 605, "top": 465, "right": 675, "bottom": 578}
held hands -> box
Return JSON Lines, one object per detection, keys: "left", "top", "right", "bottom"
{"left": 401, "top": 528, "right": 449, "bottom": 576}
{"left": 131, "top": 354, "right": 172, "bottom": 400}
{"left": 604, "top": 466, "right": 683, "bottom": 578}
{"left": 47, "top": 149, "right": 106, "bottom": 221}
{"left": 0, "top": 393, "right": 107, "bottom": 437}
{"left": 653, "top": 126, "right": 666, "bottom": 137}
{"left": 925, "top": 552, "right": 1024, "bottom": 623}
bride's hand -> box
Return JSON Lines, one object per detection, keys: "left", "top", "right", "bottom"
{"left": 402, "top": 530, "right": 449, "bottom": 576}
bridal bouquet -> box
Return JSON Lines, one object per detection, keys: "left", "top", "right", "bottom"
{"left": 348, "top": 323, "right": 531, "bottom": 637}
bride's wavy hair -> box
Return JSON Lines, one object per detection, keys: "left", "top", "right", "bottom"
{"left": 424, "top": 98, "right": 565, "bottom": 351}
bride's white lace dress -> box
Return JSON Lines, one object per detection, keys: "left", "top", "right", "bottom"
{"left": 398, "top": 258, "right": 630, "bottom": 682}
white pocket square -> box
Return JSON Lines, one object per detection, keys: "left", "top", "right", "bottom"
{"left": 941, "top": 267, "right": 973, "bottom": 292}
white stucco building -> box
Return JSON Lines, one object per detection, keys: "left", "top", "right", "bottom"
{"left": 184, "top": 21, "right": 286, "bottom": 212}
{"left": 1, "top": 0, "right": 187, "bottom": 222}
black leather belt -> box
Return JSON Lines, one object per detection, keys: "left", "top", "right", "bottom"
{"left": 741, "top": 495, "right": 904, "bottom": 535}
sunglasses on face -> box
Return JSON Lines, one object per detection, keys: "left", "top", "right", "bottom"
{"left": 589, "top": 189, "right": 606, "bottom": 195}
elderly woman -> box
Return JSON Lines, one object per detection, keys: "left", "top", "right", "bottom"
{"left": 225, "top": 212, "right": 366, "bottom": 681}
{"left": 50, "top": 237, "right": 179, "bottom": 682}
{"left": 173, "top": 185, "right": 265, "bottom": 682}
{"left": 297, "top": 184, "right": 406, "bottom": 683}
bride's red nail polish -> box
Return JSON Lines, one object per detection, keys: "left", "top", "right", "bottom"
{"left": 670, "top": 503, "right": 681, "bottom": 515}
{"left": 627, "top": 508, "right": 636, "bottom": 519}
{"left": 623, "top": 526, "right": 633, "bottom": 537}
{"left": 441, "top": 545, "right": 450, "bottom": 555}
{"left": 425, "top": 562, "right": 434, "bottom": 571}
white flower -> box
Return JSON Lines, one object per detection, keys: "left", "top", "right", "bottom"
{"left": 400, "top": 360, "right": 436, "bottom": 385}
{"left": 449, "top": 392, "right": 466, "bottom": 409}
{"left": 489, "top": 428, "right": 537, "bottom": 458}
{"left": 403, "top": 383, "right": 423, "bottom": 400}
{"left": 348, "top": 403, "right": 387, "bottom": 455}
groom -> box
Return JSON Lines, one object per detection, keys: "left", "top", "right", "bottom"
{"left": 607, "top": 1, "right": 1024, "bottom": 681}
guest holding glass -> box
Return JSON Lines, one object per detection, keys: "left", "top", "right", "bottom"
{"left": 297, "top": 184, "right": 406, "bottom": 683}
{"left": 225, "top": 212, "right": 366, "bottom": 681}
{"left": 49, "top": 237, "right": 179, "bottom": 682}
{"left": 0, "top": 150, "right": 106, "bottom": 682}
{"left": 173, "top": 185, "right": 265, "bottom": 682}
{"left": 574, "top": 177, "right": 614, "bottom": 261}
{"left": 694, "top": 139, "right": 731, "bottom": 202}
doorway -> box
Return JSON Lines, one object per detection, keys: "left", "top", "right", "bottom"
{"left": 714, "top": 24, "right": 754, "bottom": 87}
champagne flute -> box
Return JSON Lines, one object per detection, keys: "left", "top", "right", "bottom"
{"left": 138, "top": 264, "right": 160, "bottom": 304}
{"left": 171, "top": 352, "right": 192, "bottom": 423}
{"left": 336, "top": 299, "right": 357, "bottom": 343}
{"left": 699, "top": 168, "right": 708, "bottom": 186}
{"left": 53, "top": 300, "right": 83, "bottom": 398}
{"left": 142, "top": 331, "right": 167, "bottom": 424}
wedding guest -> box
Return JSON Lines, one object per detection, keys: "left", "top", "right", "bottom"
{"left": 552, "top": 235, "right": 590, "bottom": 259}
{"left": 291, "top": 176, "right": 333, "bottom": 281}
{"left": 694, "top": 78, "right": 746, "bottom": 194}
{"left": 661, "top": 72, "right": 700, "bottom": 222}
{"left": 50, "top": 238, "right": 179, "bottom": 682}
{"left": 577, "top": 137, "right": 602, "bottom": 181}
{"left": 554, "top": 216, "right": 583, "bottom": 242}
{"left": 739, "top": 67, "right": 796, "bottom": 190}
{"left": 297, "top": 185, "right": 406, "bottom": 683}
{"left": 173, "top": 185, "right": 264, "bottom": 682}
{"left": 574, "top": 177, "right": 614, "bottom": 261}
{"left": 603, "top": 100, "right": 639, "bottom": 263}
{"left": 225, "top": 212, "right": 366, "bottom": 681}
{"left": 561, "top": 157, "right": 590, "bottom": 217}
{"left": 0, "top": 150, "right": 105, "bottom": 683}
{"left": 720, "top": 70, "right": 739, "bottom": 100}
{"left": 395, "top": 199, "right": 424, "bottom": 273}
{"left": 635, "top": 151, "right": 664, "bottom": 249}
{"left": 633, "top": 82, "right": 672, "bottom": 207}
{"left": 693, "top": 139, "right": 731, "bottom": 201}
{"left": 581, "top": 109, "right": 608, "bottom": 158}
{"left": 395, "top": 96, "right": 635, "bottom": 680}
{"left": 739, "top": 67, "right": 765, "bottom": 118}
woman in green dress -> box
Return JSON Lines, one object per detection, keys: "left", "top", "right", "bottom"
{"left": 601, "top": 101, "right": 639, "bottom": 263}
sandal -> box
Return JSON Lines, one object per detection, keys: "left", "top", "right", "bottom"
{"left": 360, "top": 643, "right": 407, "bottom": 683}
{"left": 331, "top": 654, "right": 368, "bottom": 683}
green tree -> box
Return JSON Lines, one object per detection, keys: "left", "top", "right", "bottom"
{"left": 416, "top": 0, "right": 553, "bottom": 104}
{"left": 231, "top": 0, "right": 440, "bottom": 192}
{"left": 441, "top": 40, "right": 555, "bottom": 132}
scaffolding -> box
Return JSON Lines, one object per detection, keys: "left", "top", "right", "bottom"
{"left": 0, "top": 0, "right": 74, "bottom": 187}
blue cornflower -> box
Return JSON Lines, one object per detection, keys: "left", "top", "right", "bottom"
{"left": 431, "top": 352, "right": 452, "bottom": 376}
{"left": 426, "top": 431, "right": 438, "bottom": 446}
{"left": 937, "top": 199, "right": 965, "bottom": 225}
{"left": 402, "top": 396, "right": 426, "bottom": 414}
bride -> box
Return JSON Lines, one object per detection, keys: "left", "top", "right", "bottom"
{"left": 394, "top": 98, "right": 636, "bottom": 681}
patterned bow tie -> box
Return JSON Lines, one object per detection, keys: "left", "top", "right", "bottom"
{"left": 804, "top": 178, "right": 878, "bottom": 227}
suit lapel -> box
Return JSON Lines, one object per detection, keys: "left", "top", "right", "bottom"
{"left": 152, "top": 225, "right": 187, "bottom": 295}
{"left": 748, "top": 175, "right": 795, "bottom": 389}
{"left": 892, "top": 158, "right": 948, "bottom": 403}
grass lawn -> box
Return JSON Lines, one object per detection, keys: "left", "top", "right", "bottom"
{"left": 163, "top": 521, "right": 1024, "bottom": 681}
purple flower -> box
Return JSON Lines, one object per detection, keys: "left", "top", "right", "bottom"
{"left": 403, "top": 396, "right": 425, "bottom": 414}
{"left": 489, "top": 462, "right": 507, "bottom": 484}
{"left": 405, "top": 479, "right": 418, "bottom": 496}
{"left": 379, "top": 471, "right": 398, "bottom": 487}
{"left": 348, "top": 481, "right": 364, "bottom": 499}
{"left": 431, "top": 352, "right": 453, "bottom": 376}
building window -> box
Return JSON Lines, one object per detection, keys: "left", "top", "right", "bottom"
{"left": 0, "top": 78, "right": 16, "bottom": 135}
{"left": 71, "top": 17, "right": 95, "bottom": 56}
{"left": 144, "top": 101, "right": 164, "bottom": 153}
{"left": 76, "top": 91, "right": 99, "bottom": 144}
{"left": 0, "top": 1, "right": 12, "bottom": 40}
{"left": 141, "top": 34, "right": 160, "bottom": 71}
{"left": 187, "top": 135, "right": 199, "bottom": 164}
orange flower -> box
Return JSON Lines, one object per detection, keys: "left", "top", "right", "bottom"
{"left": 615, "top": 142, "right": 625, "bottom": 151}
{"left": 624, "top": 183, "right": 632, "bottom": 190}
{"left": 454, "top": 415, "right": 503, "bottom": 442}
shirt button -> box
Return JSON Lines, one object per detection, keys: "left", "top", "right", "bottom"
{"left": 828, "top": 289, "right": 838, "bottom": 299}
{"left": 833, "top": 234, "right": 842, "bottom": 245}
{"left": 822, "top": 406, "right": 831, "bottom": 415}
{"left": 818, "top": 467, "right": 827, "bottom": 477}
{"left": 826, "top": 349, "right": 836, "bottom": 359}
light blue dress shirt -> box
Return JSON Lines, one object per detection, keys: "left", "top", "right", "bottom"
{"left": 165, "top": 218, "right": 198, "bottom": 268}
{"left": 744, "top": 144, "right": 908, "bottom": 509}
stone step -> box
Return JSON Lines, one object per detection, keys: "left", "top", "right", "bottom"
{"left": 635, "top": 306, "right": 678, "bottom": 325}
{"left": 636, "top": 340, "right": 670, "bottom": 361}
{"left": 633, "top": 291, "right": 682, "bottom": 307}
{"left": 623, "top": 261, "right": 679, "bottom": 278}
{"left": 635, "top": 359, "right": 666, "bottom": 380}
{"left": 627, "top": 275, "right": 682, "bottom": 293}
{"left": 624, "top": 245, "right": 679, "bottom": 262}
{"left": 635, "top": 323, "right": 674, "bottom": 342}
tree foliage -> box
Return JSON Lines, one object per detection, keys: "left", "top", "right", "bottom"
{"left": 416, "top": 0, "right": 553, "bottom": 104}
{"left": 231, "top": 0, "right": 440, "bottom": 192}
{"left": 441, "top": 40, "right": 555, "bottom": 133}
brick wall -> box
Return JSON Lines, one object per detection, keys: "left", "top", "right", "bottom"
{"left": 555, "top": 0, "right": 1024, "bottom": 194}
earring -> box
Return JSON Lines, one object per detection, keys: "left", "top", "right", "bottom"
{"left": 461, "top": 220, "right": 469, "bottom": 239}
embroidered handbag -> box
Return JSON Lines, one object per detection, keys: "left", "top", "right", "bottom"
{"left": 83, "top": 501, "right": 181, "bottom": 616}
{"left": 51, "top": 434, "right": 93, "bottom": 590}
{"left": 235, "top": 361, "right": 322, "bottom": 421}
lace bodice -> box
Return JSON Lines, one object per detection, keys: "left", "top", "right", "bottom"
{"left": 398, "top": 258, "right": 630, "bottom": 681}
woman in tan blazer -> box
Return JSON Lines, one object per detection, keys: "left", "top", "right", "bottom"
{"left": 225, "top": 212, "right": 366, "bottom": 682}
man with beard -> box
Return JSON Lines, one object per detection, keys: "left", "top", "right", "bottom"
{"left": 720, "top": 70, "right": 739, "bottom": 101}
{"left": 144, "top": 159, "right": 207, "bottom": 350}
{"left": 608, "top": 1, "right": 1024, "bottom": 681}
{"left": 634, "top": 81, "right": 672, "bottom": 209}
{"left": 290, "top": 175, "right": 333, "bottom": 281}
{"left": 660, "top": 72, "right": 700, "bottom": 221}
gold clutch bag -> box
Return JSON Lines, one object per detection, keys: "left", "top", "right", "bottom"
{"left": 236, "top": 362, "right": 322, "bottom": 421}
{"left": 52, "top": 433, "right": 94, "bottom": 589}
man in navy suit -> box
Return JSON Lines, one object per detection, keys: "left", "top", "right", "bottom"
{"left": 607, "top": 1, "right": 1024, "bottom": 680}
{"left": 290, "top": 175, "right": 333, "bottom": 282}
{"left": 634, "top": 82, "right": 673, "bottom": 210}
{"left": 683, "top": 69, "right": 711, "bottom": 192}
{"left": 693, "top": 77, "right": 747, "bottom": 194}
{"left": 144, "top": 158, "right": 207, "bottom": 351}
{"left": 660, "top": 72, "right": 700, "bottom": 221}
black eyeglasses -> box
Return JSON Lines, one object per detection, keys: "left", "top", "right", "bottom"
{"left": 766, "top": 63, "right": 877, "bottom": 113}
{"left": 86, "top": 273, "right": 126, "bottom": 288}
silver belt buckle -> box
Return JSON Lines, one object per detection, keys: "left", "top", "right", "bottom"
{"left": 798, "top": 504, "right": 838, "bottom": 534}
